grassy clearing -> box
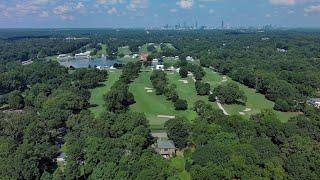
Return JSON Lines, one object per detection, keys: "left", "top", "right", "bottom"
{"left": 170, "top": 156, "right": 191, "bottom": 180}
{"left": 129, "top": 71, "right": 197, "bottom": 130}
{"left": 118, "top": 46, "right": 132, "bottom": 55}
{"left": 89, "top": 70, "right": 122, "bottom": 117}
{"left": 203, "top": 68, "right": 298, "bottom": 122}
{"left": 95, "top": 44, "right": 107, "bottom": 57}
{"left": 166, "top": 72, "right": 218, "bottom": 109}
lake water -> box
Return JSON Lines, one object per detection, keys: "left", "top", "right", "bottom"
{"left": 58, "top": 57, "right": 120, "bottom": 68}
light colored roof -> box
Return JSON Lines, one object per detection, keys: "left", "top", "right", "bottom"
{"left": 157, "top": 139, "right": 175, "bottom": 149}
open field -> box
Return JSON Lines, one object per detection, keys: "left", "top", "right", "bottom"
{"left": 118, "top": 46, "right": 132, "bottom": 55}
{"left": 129, "top": 71, "right": 197, "bottom": 130}
{"left": 89, "top": 70, "right": 122, "bottom": 117}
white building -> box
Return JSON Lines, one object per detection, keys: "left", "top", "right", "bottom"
{"left": 307, "top": 98, "right": 320, "bottom": 108}
{"left": 57, "top": 54, "right": 72, "bottom": 60}
{"left": 277, "top": 48, "right": 287, "bottom": 53}
{"left": 132, "top": 54, "right": 139, "bottom": 59}
{"left": 186, "top": 56, "right": 194, "bottom": 61}
{"left": 75, "top": 51, "right": 91, "bottom": 59}
{"left": 156, "top": 65, "right": 165, "bottom": 71}
{"left": 152, "top": 59, "right": 159, "bottom": 66}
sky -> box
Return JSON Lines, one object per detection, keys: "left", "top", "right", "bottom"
{"left": 0, "top": 0, "right": 320, "bottom": 28}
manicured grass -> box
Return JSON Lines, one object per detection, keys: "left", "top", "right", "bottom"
{"left": 139, "top": 43, "right": 162, "bottom": 54}
{"left": 129, "top": 71, "right": 197, "bottom": 130}
{"left": 96, "top": 44, "right": 107, "bottom": 57}
{"left": 118, "top": 46, "right": 132, "bottom": 55}
{"left": 170, "top": 156, "right": 191, "bottom": 180}
{"left": 203, "top": 68, "right": 298, "bottom": 122}
{"left": 166, "top": 72, "right": 218, "bottom": 109}
{"left": 89, "top": 70, "right": 122, "bottom": 117}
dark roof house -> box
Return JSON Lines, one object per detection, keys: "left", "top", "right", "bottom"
{"left": 155, "top": 139, "right": 176, "bottom": 158}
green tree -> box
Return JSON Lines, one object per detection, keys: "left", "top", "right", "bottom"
{"left": 165, "top": 118, "right": 190, "bottom": 148}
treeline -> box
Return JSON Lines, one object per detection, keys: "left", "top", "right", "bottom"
{"left": 0, "top": 38, "right": 89, "bottom": 62}
{"left": 165, "top": 100, "right": 320, "bottom": 179}
{"left": 0, "top": 60, "right": 108, "bottom": 179}
{"left": 104, "top": 62, "right": 142, "bottom": 113}
{"left": 150, "top": 70, "right": 188, "bottom": 110}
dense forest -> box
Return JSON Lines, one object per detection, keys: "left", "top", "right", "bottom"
{"left": 0, "top": 29, "right": 320, "bottom": 179}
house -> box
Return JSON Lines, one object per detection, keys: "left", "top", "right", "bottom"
{"left": 139, "top": 53, "right": 149, "bottom": 61}
{"left": 166, "top": 66, "right": 176, "bottom": 72}
{"left": 75, "top": 51, "right": 91, "bottom": 59}
{"left": 58, "top": 54, "right": 67, "bottom": 59}
{"left": 132, "top": 54, "right": 139, "bottom": 59}
{"left": 186, "top": 56, "right": 194, "bottom": 61}
{"left": 277, "top": 48, "right": 287, "bottom": 53}
{"left": 152, "top": 59, "right": 159, "bottom": 66}
{"left": 56, "top": 153, "right": 67, "bottom": 163}
{"left": 155, "top": 139, "right": 176, "bottom": 158}
{"left": 307, "top": 98, "right": 320, "bottom": 108}
{"left": 156, "top": 65, "right": 164, "bottom": 71}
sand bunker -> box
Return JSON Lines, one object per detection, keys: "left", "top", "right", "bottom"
{"left": 157, "top": 115, "right": 176, "bottom": 119}
{"left": 239, "top": 112, "right": 245, "bottom": 115}
{"left": 147, "top": 90, "right": 153, "bottom": 93}
{"left": 179, "top": 80, "right": 189, "bottom": 84}
{"left": 221, "top": 76, "right": 228, "bottom": 82}
{"left": 244, "top": 108, "right": 252, "bottom": 112}
{"left": 144, "top": 87, "right": 153, "bottom": 90}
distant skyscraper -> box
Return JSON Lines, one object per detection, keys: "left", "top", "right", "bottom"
{"left": 221, "top": 20, "right": 224, "bottom": 29}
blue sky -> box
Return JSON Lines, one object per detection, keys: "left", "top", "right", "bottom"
{"left": 0, "top": 0, "right": 320, "bottom": 28}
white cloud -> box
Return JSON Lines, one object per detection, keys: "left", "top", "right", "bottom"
{"left": 126, "top": 0, "right": 148, "bottom": 11}
{"left": 170, "top": 8, "right": 178, "bottom": 12}
{"left": 107, "top": 7, "right": 118, "bottom": 14}
{"left": 209, "top": 9, "right": 215, "bottom": 14}
{"left": 60, "top": 15, "right": 74, "bottom": 21}
{"left": 269, "top": 0, "right": 296, "bottom": 5}
{"left": 269, "top": 0, "right": 320, "bottom": 5}
{"left": 177, "top": 0, "right": 194, "bottom": 9}
{"left": 304, "top": 5, "right": 320, "bottom": 12}
{"left": 96, "top": 0, "right": 124, "bottom": 4}
{"left": 53, "top": 5, "right": 69, "bottom": 15}
{"left": 265, "top": 13, "right": 272, "bottom": 18}
{"left": 76, "top": 2, "right": 85, "bottom": 10}
{"left": 39, "top": 11, "right": 49, "bottom": 17}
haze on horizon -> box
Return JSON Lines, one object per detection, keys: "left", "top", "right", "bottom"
{"left": 1, "top": 0, "right": 320, "bottom": 28}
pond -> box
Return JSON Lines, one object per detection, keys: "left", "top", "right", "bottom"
{"left": 58, "top": 57, "right": 120, "bottom": 68}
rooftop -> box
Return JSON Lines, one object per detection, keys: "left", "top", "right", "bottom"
{"left": 157, "top": 139, "right": 175, "bottom": 149}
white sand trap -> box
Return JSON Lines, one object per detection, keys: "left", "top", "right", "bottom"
{"left": 147, "top": 90, "right": 153, "bottom": 93}
{"left": 144, "top": 87, "right": 153, "bottom": 90}
{"left": 179, "top": 80, "right": 189, "bottom": 84}
{"left": 221, "top": 79, "right": 228, "bottom": 82}
{"left": 192, "top": 77, "right": 196, "bottom": 82}
{"left": 239, "top": 112, "right": 245, "bottom": 115}
{"left": 244, "top": 108, "right": 252, "bottom": 112}
{"left": 157, "top": 115, "right": 176, "bottom": 119}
